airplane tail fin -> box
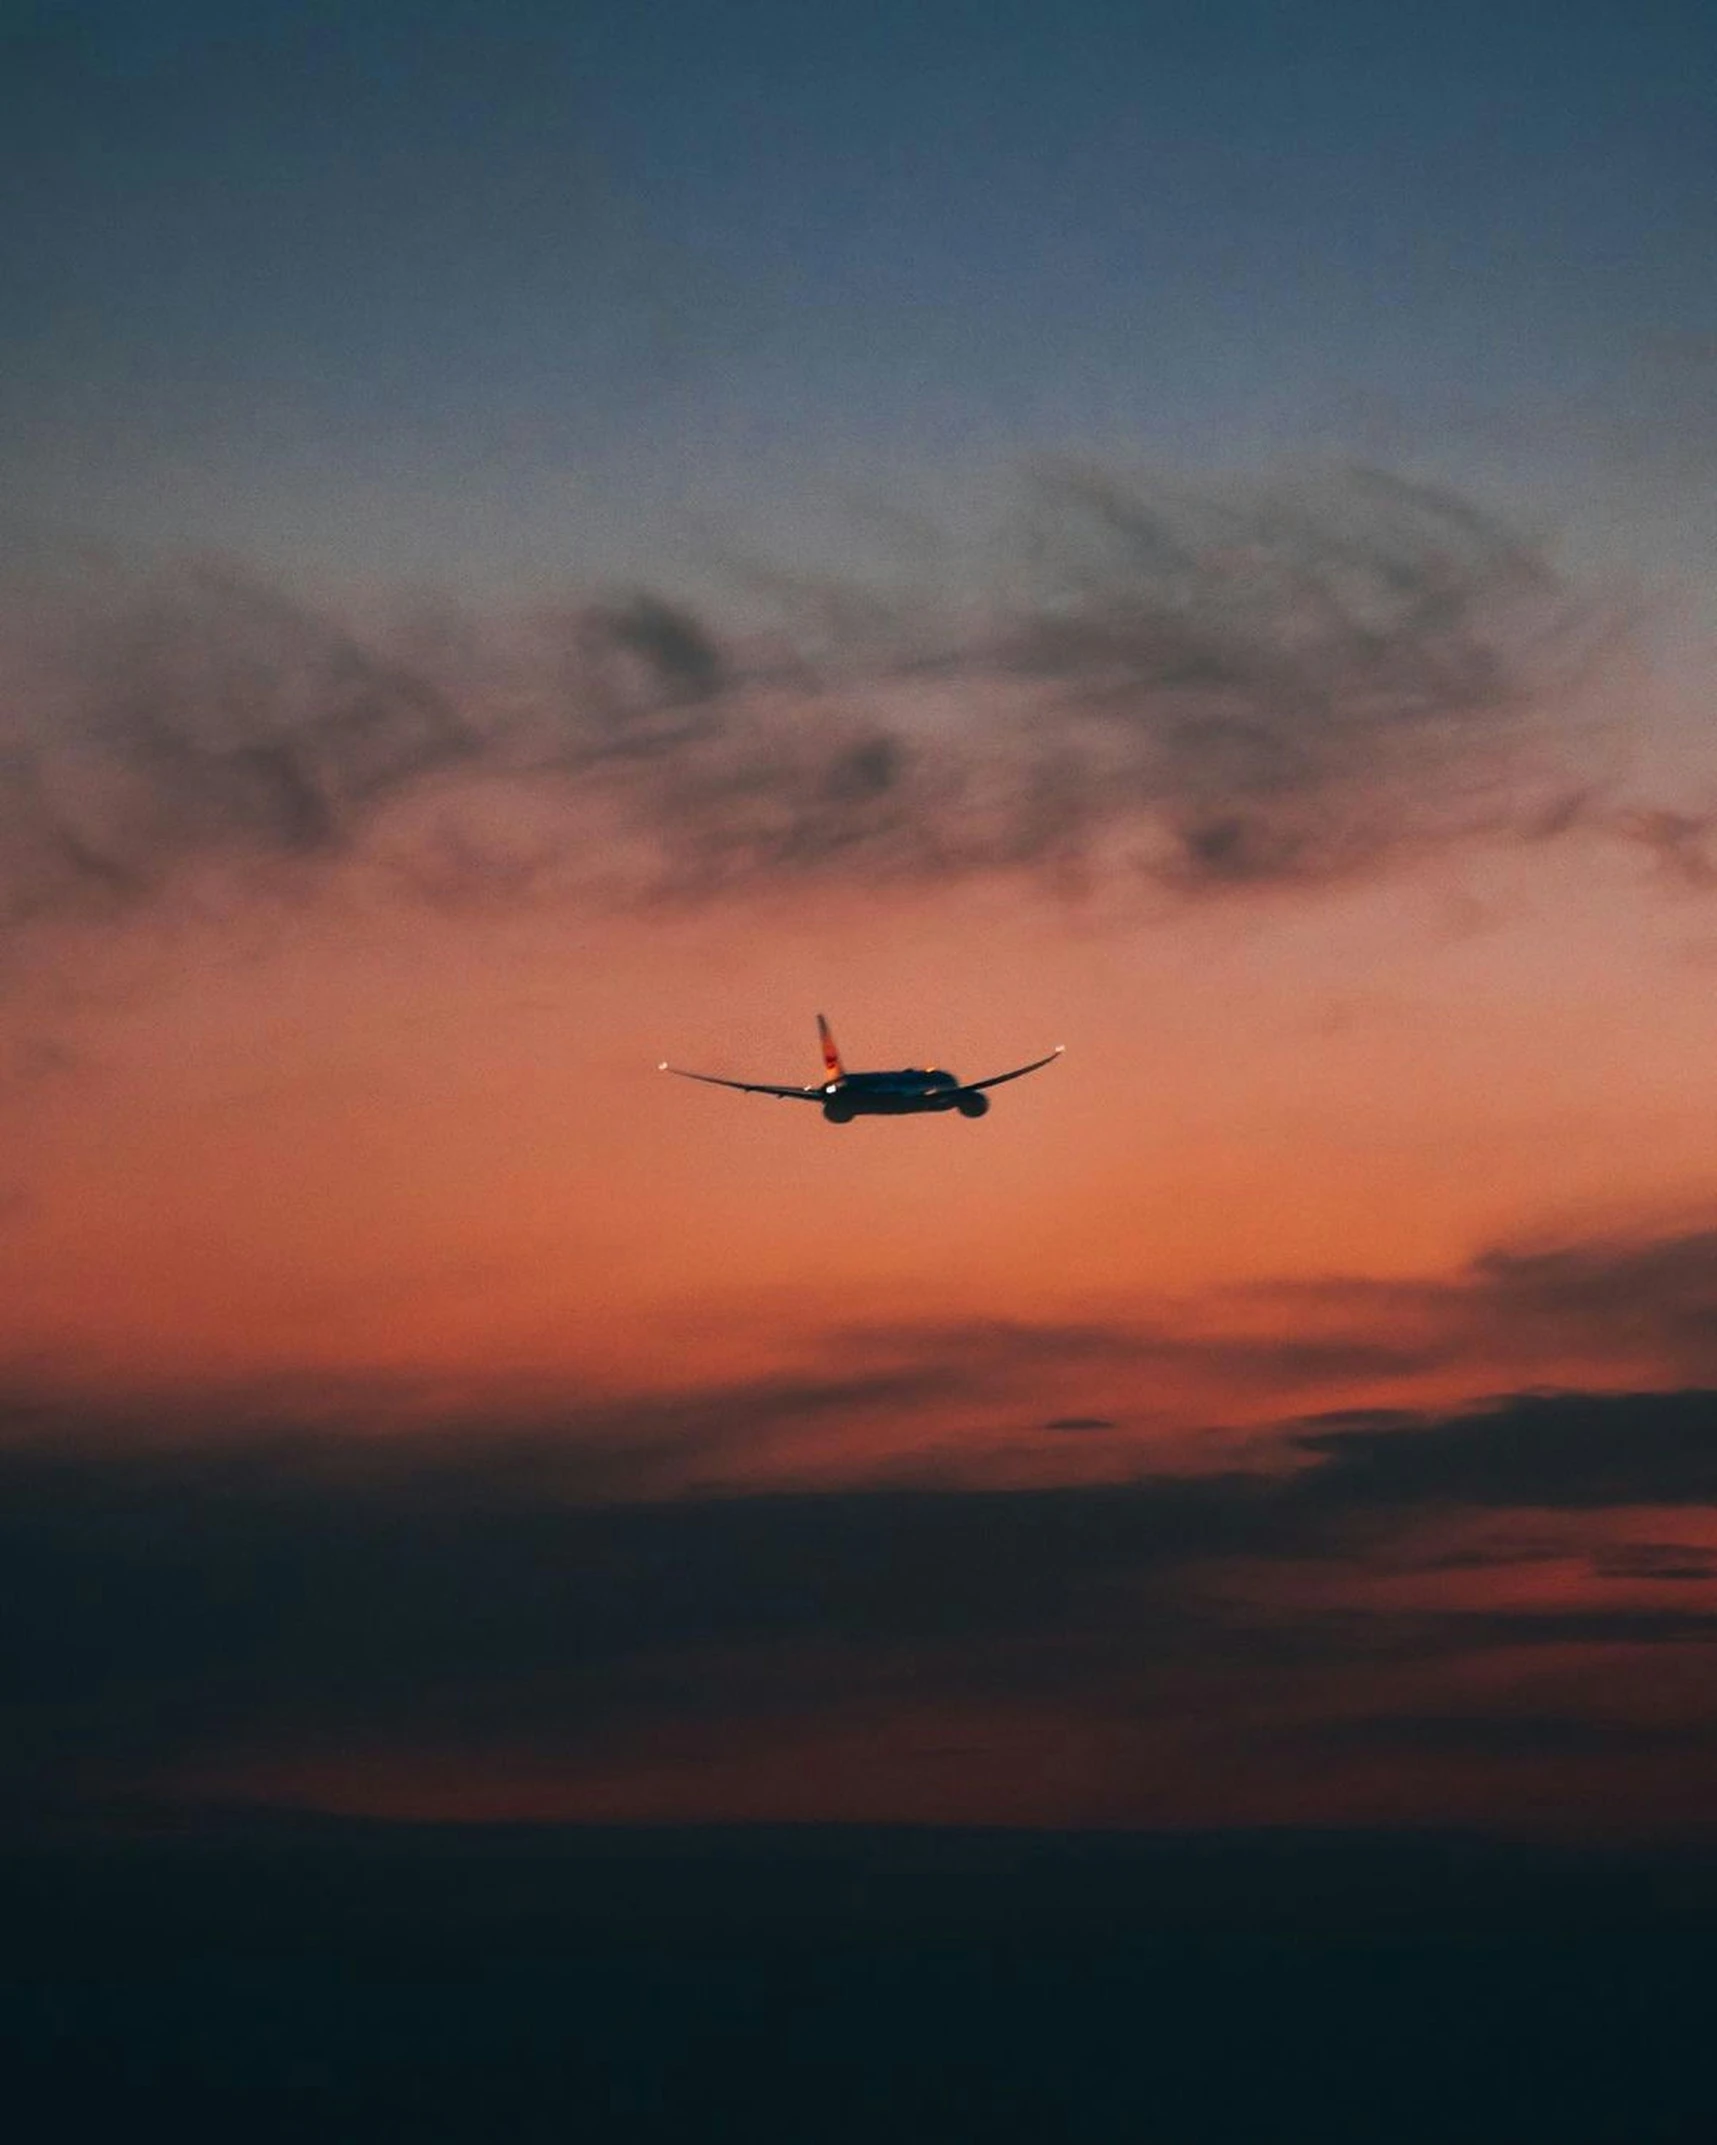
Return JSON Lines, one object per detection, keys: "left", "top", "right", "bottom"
{"left": 816, "top": 1014, "right": 843, "bottom": 1082}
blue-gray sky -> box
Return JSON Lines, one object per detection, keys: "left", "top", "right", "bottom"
{"left": 6, "top": 0, "right": 1715, "bottom": 596}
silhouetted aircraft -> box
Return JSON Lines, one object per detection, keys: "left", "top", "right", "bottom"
{"left": 661, "top": 1015, "right": 1063, "bottom": 1122}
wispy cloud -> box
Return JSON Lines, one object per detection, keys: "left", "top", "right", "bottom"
{"left": 0, "top": 463, "right": 1623, "bottom": 941}
{"left": 0, "top": 567, "right": 475, "bottom": 928}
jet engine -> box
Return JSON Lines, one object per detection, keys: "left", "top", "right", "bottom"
{"left": 956, "top": 1092, "right": 990, "bottom": 1118}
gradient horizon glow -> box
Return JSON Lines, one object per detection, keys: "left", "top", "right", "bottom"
{"left": 5, "top": 0, "right": 1717, "bottom": 1838}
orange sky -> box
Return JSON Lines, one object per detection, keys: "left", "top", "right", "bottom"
{"left": 6, "top": 509, "right": 1717, "bottom": 1838}
{"left": 6, "top": 804, "right": 1717, "bottom": 1449}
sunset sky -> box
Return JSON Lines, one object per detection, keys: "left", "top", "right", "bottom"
{"left": 6, "top": 0, "right": 1717, "bottom": 1841}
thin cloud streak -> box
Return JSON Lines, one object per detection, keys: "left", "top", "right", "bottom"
{"left": 1258, "top": 1223, "right": 1717, "bottom": 1388}
{"left": 809, "top": 1217, "right": 1717, "bottom": 1437}
{"left": 4, "top": 1211, "right": 1714, "bottom": 1499}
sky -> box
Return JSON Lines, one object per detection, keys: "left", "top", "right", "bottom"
{"left": 5, "top": 0, "right": 1717, "bottom": 1841}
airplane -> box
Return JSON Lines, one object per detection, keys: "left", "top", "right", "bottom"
{"left": 660, "top": 1015, "right": 1063, "bottom": 1122}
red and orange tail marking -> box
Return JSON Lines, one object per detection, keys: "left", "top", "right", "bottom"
{"left": 817, "top": 1014, "right": 844, "bottom": 1082}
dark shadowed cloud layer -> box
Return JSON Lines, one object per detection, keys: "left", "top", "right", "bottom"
{"left": 0, "top": 464, "right": 1618, "bottom": 936}
{"left": 1296, "top": 1387, "right": 1717, "bottom": 1508}
{"left": 6, "top": 1378, "right": 1715, "bottom": 1826}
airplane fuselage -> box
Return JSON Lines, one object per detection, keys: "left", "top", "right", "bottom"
{"left": 819, "top": 1068, "right": 988, "bottom": 1121}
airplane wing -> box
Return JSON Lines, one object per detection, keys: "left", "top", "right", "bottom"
{"left": 955, "top": 1045, "right": 1065, "bottom": 1095}
{"left": 659, "top": 1063, "right": 825, "bottom": 1100}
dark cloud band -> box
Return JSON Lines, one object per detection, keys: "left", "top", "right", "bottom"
{"left": 5, "top": 1376, "right": 1715, "bottom": 1823}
